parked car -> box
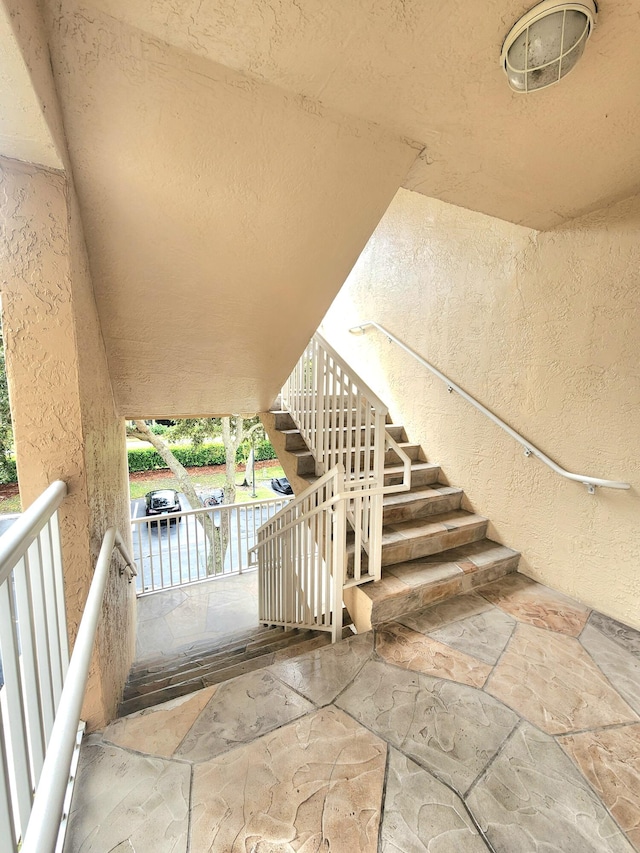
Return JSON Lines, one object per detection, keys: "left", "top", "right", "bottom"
{"left": 202, "top": 488, "right": 224, "bottom": 507}
{"left": 144, "top": 489, "right": 182, "bottom": 521}
{"left": 270, "top": 477, "right": 293, "bottom": 496}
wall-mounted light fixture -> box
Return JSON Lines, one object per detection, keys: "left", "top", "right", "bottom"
{"left": 501, "top": 0, "right": 597, "bottom": 92}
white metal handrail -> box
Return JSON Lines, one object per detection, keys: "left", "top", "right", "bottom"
{"left": 257, "top": 467, "right": 346, "bottom": 642}
{"left": 281, "top": 332, "right": 411, "bottom": 583}
{"left": 350, "top": 321, "right": 631, "bottom": 494}
{"left": 20, "top": 526, "right": 136, "bottom": 853}
{"left": 0, "top": 479, "right": 137, "bottom": 853}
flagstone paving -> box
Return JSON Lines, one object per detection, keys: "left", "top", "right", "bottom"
{"left": 65, "top": 575, "right": 640, "bottom": 852}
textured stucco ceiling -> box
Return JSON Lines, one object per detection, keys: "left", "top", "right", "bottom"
{"left": 56, "top": 0, "right": 640, "bottom": 229}
{"left": 24, "top": 0, "right": 640, "bottom": 415}
{"left": 42, "top": 1, "right": 418, "bottom": 416}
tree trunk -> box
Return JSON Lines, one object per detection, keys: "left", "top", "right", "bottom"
{"left": 131, "top": 420, "right": 222, "bottom": 574}
{"left": 241, "top": 447, "right": 255, "bottom": 491}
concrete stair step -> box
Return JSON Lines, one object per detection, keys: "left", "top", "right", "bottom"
{"left": 281, "top": 429, "right": 308, "bottom": 452}
{"left": 383, "top": 460, "right": 441, "bottom": 486}
{"left": 129, "top": 625, "right": 281, "bottom": 677}
{"left": 382, "top": 484, "right": 463, "bottom": 523}
{"left": 347, "top": 509, "right": 488, "bottom": 571}
{"left": 119, "top": 629, "right": 336, "bottom": 716}
{"left": 124, "top": 629, "right": 324, "bottom": 698}
{"left": 127, "top": 626, "right": 296, "bottom": 686}
{"left": 320, "top": 424, "right": 406, "bottom": 446}
{"left": 345, "top": 539, "right": 520, "bottom": 628}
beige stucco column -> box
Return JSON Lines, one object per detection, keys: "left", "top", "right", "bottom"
{"left": 0, "top": 156, "right": 135, "bottom": 729}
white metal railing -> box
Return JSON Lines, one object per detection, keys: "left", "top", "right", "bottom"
{"left": 0, "top": 480, "right": 137, "bottom": 853}
{"left": 282, "top": 332, "right": 410, "bottom": 583}
{"left": 256, "top": 467, "right": 346, "bottom": 642}
{"left": 350, "top": 321, "right": 631, "bottom": 495}
{"left": 131, "top": 496, "right": 290, "bottom": 594}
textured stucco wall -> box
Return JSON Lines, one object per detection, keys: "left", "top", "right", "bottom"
{"left": 0, "top": 156, "right": 134, "bottom": 728}
{"left": 322, "top": 188, "right": 639, "bottom": 630}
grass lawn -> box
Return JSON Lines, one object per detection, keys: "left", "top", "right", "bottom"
{"left": 0, "top": 463, "right": 288, "bottom": 514}
{"left": 129, "top": 464, "right": 287, "bottom": 503}
{"left": 0, "top": 494, "right": 20, "bottom": 514}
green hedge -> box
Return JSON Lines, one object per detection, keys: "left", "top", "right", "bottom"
{"left": 127, "top": 440, "right": 276, "bottom": 473}
{"left": 0, "top": 458, "right": 17, "bottom": 484}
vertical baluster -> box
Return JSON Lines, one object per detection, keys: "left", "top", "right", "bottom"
{"left": 175, "top": 515, "right": 184, "bottom": 584}
{"left": 0, "top": 576, "right": 33, "bottom": 839}
{"left": 0, "top": 708, "right": 18, "bottom": 852}
{"left": 26, "top": 548, "right": 55, "bottom": 742}
{"left": 157, "top": 519, "right": 165, "bottom": 589}
{"left": 12, "top": 551, "right": 45, "bottom": 782}
{"left": 330, "top": 358, "right": 338, "bottom": 471}
{"left": 185, "top": 510, "right": 193, "bottom": 584}
{"left": 235, "top": 505, "right": 242, "bottom": 574}
{"left": 36, "top": 536, "right": 63, "bottom": 709}
{"left": 48, "top": 515, "right": 69, "bottom": 680}
{"left": 167, "top": 515, "right": 175, "bottom": 587}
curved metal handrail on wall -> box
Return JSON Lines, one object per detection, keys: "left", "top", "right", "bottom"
{"left": 349, "top": 321, "right": 631, "bottom": 494}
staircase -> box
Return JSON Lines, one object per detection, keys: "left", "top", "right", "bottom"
{"left": 119, "top": 624, "right": 338, "bottom": 716}
{"left": 265, "top": 407, "right": 520, "bottom": 632}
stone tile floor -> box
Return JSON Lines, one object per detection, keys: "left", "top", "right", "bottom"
{"left": 66, "top": 573, "right": 640, "bottom": 852}
{"left": 135, "top": 572, "right": 259, "bottom": 661}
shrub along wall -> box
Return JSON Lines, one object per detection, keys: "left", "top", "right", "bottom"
{"left": 127, "top": 439, "right": 277, "bottom": 473}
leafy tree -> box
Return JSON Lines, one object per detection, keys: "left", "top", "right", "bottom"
{"left": 127, "top": 415, "right": 267, "bottom": 574}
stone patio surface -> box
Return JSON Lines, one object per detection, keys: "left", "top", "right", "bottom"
{"left": 65, "top": 574, "right": 640, "bottom": 852}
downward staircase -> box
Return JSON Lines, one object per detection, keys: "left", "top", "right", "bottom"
{"left": 119, "top": 623, "right": 339, "bottom": 715}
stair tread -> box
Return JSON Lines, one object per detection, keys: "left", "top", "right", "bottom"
{"left": 355, "top": 539, "right": 520, "bottom": 624}
{"left": 384, "top": 460, "right": 439, "bottom": 474}
{"left": 383, "top": 509, "right": 487, "bottom": 539}
{"left": 125, "top": 630, "right": 322, "bottom": 696}
{"left": 382, "top": 484, "right": 462, "bottom": 507}
{"left": 130, "top": 626, "right": 284, "bottom": 674}
{"left": 119, "top": 632, "right": 334, "bottom": 717}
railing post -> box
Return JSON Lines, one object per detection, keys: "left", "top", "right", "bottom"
{"left": 331, "top": 497, "right": 347, "bottom": 643}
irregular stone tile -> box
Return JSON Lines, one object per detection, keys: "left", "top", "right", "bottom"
{"left": 398, "top": 592, "right": 494, "bottom": 634}
{"left": 467, "top": 721, "right": 635, "bottom": 853}
{"left": 137, "top": 588, "right": 187, "bottom": 622}
{"left": 205, "top": 597, "right": 258, "bottom": 633}
{"left": 559, "top": 723, "right": 640, "bottom": 850}
{"left": 581, "top": 624, "right": 640, "bottom": 714}
{"left": 381, "top": 748, "right": 489, "bottom": 852}
{"left": 164, "top": 595, "right": 210, "bottom": 639}
{"left": 486, "top": 624, "right": 638, "bottom": 735}
{"left": 65, "top": 734, "right": 190, "bottom": 853}
{"left": 588, "top": 612, "right": 640, "bottom": 659}
{"left": 478, "top": 573, "right": 590, "bottom": 636}
{"left": 375, "top": 621, "right": 492, "bottom": 687}
{"left": 268, "top": 631, "right": 373, "bottom": 706}
{"left": 387, "top": 558, "right": 463, "bottom": 587}
{"left": 335, "top": 660, "right": 519, "bottom": 793}
{"left": 190, "top": 706, "right": 385, "bottom": 852}
{"left": 103, "top": 686, "right": 217, "bottom": 757}
{"left": 135, "top": 615, "right": 176, "bottom": 662}
{"left": 428, "top": 608, "right": 516, "bottom": 665}
{"left": 175, "top": 669, "right": 314, "bottom": 762}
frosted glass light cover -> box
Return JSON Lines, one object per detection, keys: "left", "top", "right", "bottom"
{"left": 501, "top": 1, "right": 596, "bottom": 93}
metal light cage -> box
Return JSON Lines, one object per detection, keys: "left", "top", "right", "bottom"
{"left": 501, "top": 0, "right": 597, "bottom": 93}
